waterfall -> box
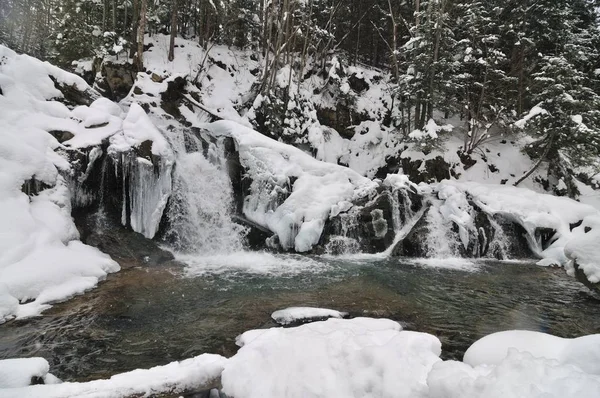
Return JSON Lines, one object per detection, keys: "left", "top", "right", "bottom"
{"left": 424, "top": 198, "right": 462, "bottom": 258}
{"left": 162, "top": 132, "right": 246, "bottom": 254}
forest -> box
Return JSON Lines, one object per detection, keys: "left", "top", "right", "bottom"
{"left": 2, "top": 0, "right": 600, "bottom": 186}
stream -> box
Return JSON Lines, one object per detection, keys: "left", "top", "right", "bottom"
{"left": 0, "top": 255, "right": 598, "bottom": 382}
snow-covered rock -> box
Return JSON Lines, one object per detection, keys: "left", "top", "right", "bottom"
{"left": 221, "top": 317, "right": 442, "bottom": 398}
{"left": 0, "top": 358, "right": 58, "bottom": 388}
{"left": 271, "top": 307, "right": 348, "bottom": 325}
{"left": 463, "top": 330, "right": 600, "bottom": 375}
{"left": 428, "top": 350, "right": 600, "bottom": 398}
{"left": 1, "top": 354, "right": 226, "bottom": 398}
{"left": 204, "top": 120, "right": 378, "bottom": 252}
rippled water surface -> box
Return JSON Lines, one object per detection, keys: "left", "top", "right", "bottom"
{"left": 0, "top": 255, "right": 598, "bottom": 382}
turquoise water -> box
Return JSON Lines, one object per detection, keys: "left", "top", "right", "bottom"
{"left": 0, "top": 256, "right": 598, "bottom": 382}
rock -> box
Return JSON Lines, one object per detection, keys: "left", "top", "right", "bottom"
{"left": 49, "top": 76, "right": 100, "bottom": 107}
{"left": 315, "top": 103, "right": 368, "bottom": 139}
{"left": 232, "top": 215, "right": 274, "bottom": 250}
{"left": 101, "top": 61, "right": 137, "bottom": 101}
{"left": 160, "top": 76, "right": 187, "bottom": 119}
{"left": 348, "top": 73, "right": 370, "bottom": 93}
{"left": 400, "top": 156, "right": 457, "bottom": 184}
{"left": 47, "top": 130, "right": 75, "bottom": 143}
{"left": 21, "top": 177, "right": 52, "bottom": 196}
{"left": 320, "top": 186, "right": 401, "bottom": 254}
{"left": 391, "top": 206, "right": 431, "bottom": 257}
{"left": 73, "top": 208, "right": 176, "bottom": 270}
{"left": 574, "top": 260, "right": 600, "bottom": 293}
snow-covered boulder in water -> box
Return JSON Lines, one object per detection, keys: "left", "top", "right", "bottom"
{"left": 271, "top": 307, "right": 348, "bottom": 325}
{"left": 204, "top": 120, "right": 378, "bottom": 252}
{"left": 221, "top": 317, "right": 442, "bottom": 398}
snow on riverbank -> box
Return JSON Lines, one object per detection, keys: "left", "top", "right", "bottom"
{"left": 4, "top": 319, "right": 600, "bottom": 398}
{"left": 0, "top": 354, "right": 226, "bottom": 398}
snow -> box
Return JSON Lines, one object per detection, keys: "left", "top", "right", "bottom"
{"left": 0, "top": 45, "right": 122, "bottom": 322}
{"left": 271, "top": 307, "right": 348, "bottom": 325}
{"left": 514, "top": 105, "right": 547, "bottom": 128}
{"left": 1, "top": 354, "right": 226, "bottom": 398}
{"left": 463, "top": 330, "right": 600, "bottom": 374}
{"left": 204, "top": 120, "right": 378, "bottom": 252}
{"left": 221, "top": 317, "right": 442, "bottom": 398}
{"left": 428, "top": 350, "right": 600, "bottom": 398}
{"left": 0, "top": 358, "right": 55, "bottom": 388}
{"left": 564, "top": 215, "right": 600, "bottom": 283}
{"left": 436, "top": 180, "right": 600, "bottom": 265}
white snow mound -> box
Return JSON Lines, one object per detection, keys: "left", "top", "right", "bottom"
{"left": 221, "top": 317, "right": 442, "bottom": 398}
{"left": 271, "top": 307, "right": 348, "bottom": 325}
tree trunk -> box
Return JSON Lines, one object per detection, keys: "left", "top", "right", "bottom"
{"left": 129, "top": 0, "right": 139, "bottom": 58}
{"left": 168, "top": 0, "right": 178, "bottom": 61}
{"left": 136, "top": 0, "right": 147, "bottom": 70}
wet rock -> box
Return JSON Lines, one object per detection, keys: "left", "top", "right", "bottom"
{"left": 391, "top": 207, "right": 430, "bottom": 257}
{"left": 320, "top": 187, "right": 402, "bottom": 254}
{"left": 574, "top": 261, "right": 600, "bottom": 293}
{"left": 74, "top": 209, "right": 176, "bottom": 269}
{"left": 315, "top": 104, "right": 368, "bottom": 139}
{"left": 233, "top": 215, "right": 274, "bottom": 250}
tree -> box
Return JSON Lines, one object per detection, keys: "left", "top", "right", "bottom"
{"left": 168, "top": 0, "right": 178, "bottom": 61}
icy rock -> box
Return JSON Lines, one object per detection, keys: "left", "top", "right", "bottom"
{"left": 271, "top": 307, "right": 348, "bottom": 325}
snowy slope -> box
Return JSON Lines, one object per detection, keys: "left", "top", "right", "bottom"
{"left": 0, "top": 45, "right": 120, "bottom": 322}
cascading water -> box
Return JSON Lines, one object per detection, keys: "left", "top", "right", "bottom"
{"left": 163, "top": 148, "right": 246, "bottom": 254}
{"left": 424, "top": 198, "right": 462, "bottom": 258}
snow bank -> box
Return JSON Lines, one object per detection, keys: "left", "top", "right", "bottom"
{"left": 464, "top": 330, "right": 600, "bottom": 375}
{"left": 0, "top": 358, "right": 57, "bottom": 388}
{"left": 271, "top": 307, "right": 348, "bottom": 325}
{"left": 221, "top": 318, "right": 441, "bottom": 398}
{"left": 205, "top": 120, "right": 378, "bottom": 252}
{"left": 564, "top": 215, "right": 600, "bottom": 283}
{"left": 1, "top": 354, "right": 226, "bottom": 398}
{"left": 0, "top": 45, "right": 120, "bottom": 322}
{"left": 429, "top": 350, "right": 600, "bottom": 398}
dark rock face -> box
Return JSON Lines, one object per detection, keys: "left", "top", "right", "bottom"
{"left": 391, "top": 207, "right": 430, "bottom": 257}
{"left": 74, "top": 209, "right": 176, "bottom": 270}
{"left": 574, "top": 261, "right": 600, "bottom": 293}
{"left": 49, "top": 76, "right": 100, "bottom": 107}
{"left": 100, "top": 62, "right": 137, "bottom": 101}
{"left": 21, "top": 177, "right": 52, "bottom": 196}
{"left": 315, "top": 104, "right": 368, "bottom": 139}
{"left": 319, "top": 186, "right": 417, "bottom": 254}
{"left": 348, "top": 73, "right": 370, "bottom": 93}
